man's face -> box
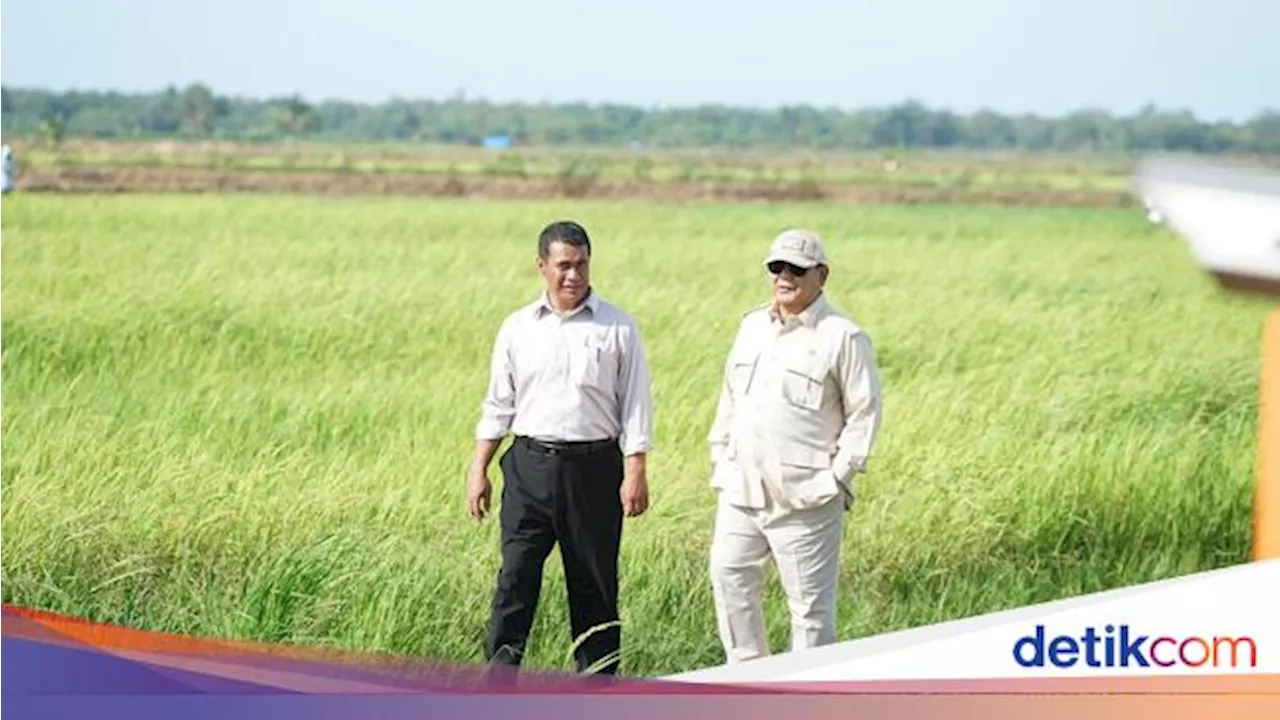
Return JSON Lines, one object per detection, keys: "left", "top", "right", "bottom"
{"left": 768, "top": 260, "right": 826, "bottom": 310}
{"left": 538, "top": 241, "right": 590, "bottom": 307}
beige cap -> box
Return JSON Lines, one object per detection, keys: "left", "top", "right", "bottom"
{"left": 764, "top": 228, "right": 828, "bottom": 269}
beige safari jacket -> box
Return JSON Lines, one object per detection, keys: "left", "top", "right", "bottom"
{"left": 708, "top": 293, "right": 883, "bottom": 511}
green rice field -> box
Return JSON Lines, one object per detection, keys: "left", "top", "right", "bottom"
{"left": 0, "top": 192, "right": 1267, "bottom": 676}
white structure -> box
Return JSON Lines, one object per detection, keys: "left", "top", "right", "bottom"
{"left": 1134, "top": 156, "right": 1280, "bottom": 297}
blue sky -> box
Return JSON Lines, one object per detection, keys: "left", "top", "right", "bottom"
{"left": 2, "top": 0, "right": 1276, "bottom": 121}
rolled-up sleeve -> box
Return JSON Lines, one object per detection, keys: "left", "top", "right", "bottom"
{"left": 617, "top": 321, "right": 654, "bottom": 456}
{"left": 475, "top": 318, "right": 516, "bottom": 441}
{"left": 830, "top": 331, "right": 883, "bottom": 485}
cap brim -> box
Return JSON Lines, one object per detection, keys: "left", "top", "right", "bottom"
{"left": 764, "top": 251, "right": 821, "bottom": 269}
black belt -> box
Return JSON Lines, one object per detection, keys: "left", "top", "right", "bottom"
{"left": 517, "top": 436, "right": 617, "bottom": 457}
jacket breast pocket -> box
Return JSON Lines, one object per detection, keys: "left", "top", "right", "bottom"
{"left": 781, "top": 357, "right": 827, "bottom": 410}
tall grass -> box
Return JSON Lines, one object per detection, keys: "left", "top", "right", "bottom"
{"left": 0, "top": 194, "right": 1266, "bottom": 676}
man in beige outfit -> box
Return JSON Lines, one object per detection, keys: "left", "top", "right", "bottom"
{"left": 707, "top": 228, "right": 884, "bottom": 663}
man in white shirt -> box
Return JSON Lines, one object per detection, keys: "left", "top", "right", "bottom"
{"left": 1, "top": 145, "right": 15, "bottom": 194}
{"left": 468, "top": 220, "right": 654, "bottom": 677}
{"left": 707, "top": 228, "right": 884, "bottom": 663}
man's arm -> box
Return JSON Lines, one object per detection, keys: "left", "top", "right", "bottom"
{"left": 617, "top": 321, "right": 654, "bottom": 457}
{"left": 468, "top": 319, "right": 515, "bottom": 520}
{"left": 707, "top": 327, "right": 742, "bottom": 469}
{"left": 707, "top": 371, "right": 735, "bottom": 468}
{"left": 829, "top": 331, "right": 884, "bottom": 488}
{"left": 471, "top": 438, "right": 503, "bottom": 475}
{"left": 475, "top": 318, "right": 516, "bottom": 444}
{"left": 617, "top": 322, "right": 653, "bottom": 516}
{"left": 623, "top": 451, "right": 648, "bottom": 514}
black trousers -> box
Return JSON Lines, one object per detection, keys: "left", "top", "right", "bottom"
{"left": 485, "top": 436, "right": 624, "bottom": 674}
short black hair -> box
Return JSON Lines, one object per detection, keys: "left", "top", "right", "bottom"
{"left": 538, "top": 220, "right": 592, "bottom": 259}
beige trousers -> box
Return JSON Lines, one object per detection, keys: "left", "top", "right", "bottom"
{"left": 709, "top": 493, "right": 844, "bottom": 663}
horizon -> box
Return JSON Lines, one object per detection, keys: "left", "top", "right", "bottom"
{"left": 4, "top": 81, "right": 1276, "bottom": 124}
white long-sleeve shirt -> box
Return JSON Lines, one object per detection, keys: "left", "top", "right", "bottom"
{"left": 476, "top": 289, "right": 654, "bottom": 456}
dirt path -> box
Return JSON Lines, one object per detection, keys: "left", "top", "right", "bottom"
{"left": 13, "top": 166, "right": 1137, "bottom": 208}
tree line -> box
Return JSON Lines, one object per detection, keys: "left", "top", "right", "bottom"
{"left": 3, "top": 83, "right": 1278, "bottom": 154}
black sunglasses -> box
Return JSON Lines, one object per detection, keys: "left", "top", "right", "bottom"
{"left": 767, "top": 260, "right": 810, "bottom": 276}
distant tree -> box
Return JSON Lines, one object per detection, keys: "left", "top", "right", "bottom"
{"left": 0, "top": 84, "right": 1275, "bottom": 155}
{"left": 40, "top": 115, "right": 66, "bottom": 145}
{"left": 871, "top": 101, "right": 931, "bottom": 148}
{"left": 1246, "top": 110, "right": 1280, "bottom": 153}
{"left": 180, "top": 83, "right": 218, "bottom": 136}
{"left": 964, "top": 110, "right": 1018, "bottom": 149}
{"left": 30, "top": 92, "right": 73, "bottom": 144}
{"left": 139, "top": 86, "right": 182, "bottom": 134}
{"left": 273, "top": 95, "right": 320, "bottom": 136}
{"left": 379, "top": 99, "right": 421, "bottom": 140}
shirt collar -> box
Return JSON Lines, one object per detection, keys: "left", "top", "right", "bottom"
{"left": 534, "top": 287, "right": 599, "bottom": 318}
{"left": 769, "top": 292, "right": 828, "bottom": 329}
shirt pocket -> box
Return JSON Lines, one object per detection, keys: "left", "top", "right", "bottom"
{"left": 778, "top": 444, "right": 834, "bottom": 473}
{"left": 776, "top": 445, "right": 840, "bottom": 508}
{"left": 781, "top": 354, "right": 828, "bottom": 410}
{"left": 570, "top": 332, "right": 617, "bottom": 387}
